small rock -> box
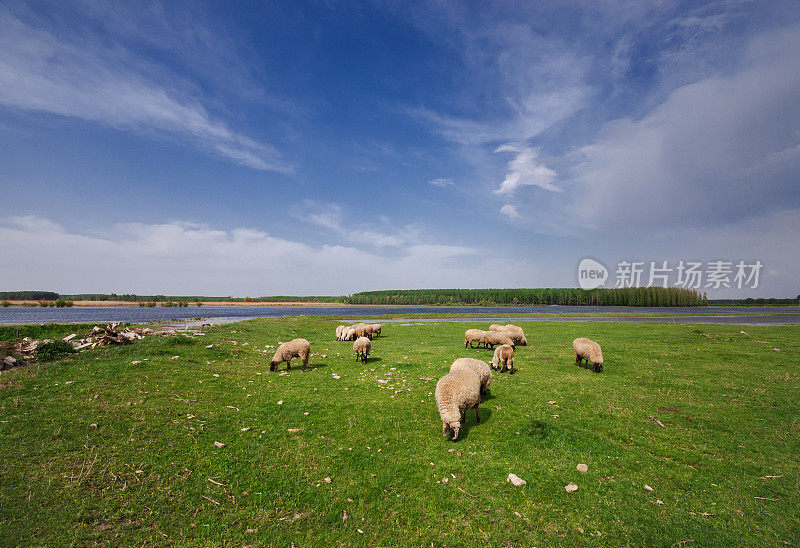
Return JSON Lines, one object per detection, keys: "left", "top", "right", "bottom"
{"left": 171, "top": 356, "right": 180, "bottom": 360}
{"left": 644, "top": 484, "right": 654, "bottom": 491}
{"left": 357, "top": 529, "right": 364, "bottom": 534}
{"left": 89, "top": 423, "right": 98, "bottom": 428}
{"left": 565, "top": 482, "right": 578, "bottom": 493}
{"left": 213, "top": 441, "right": 225, "bottom": 448}
{"left": 206, "top": 344, "right": 213, "bottom": 349}
{"left": 288, "top": 428, "right": 300, "bottom": 433}
{"left": 507, "top": 473, "right": 527, "bottom": 487}
{"left": 131, "top": 360, "right": 142, "bottom": 365}
{"left": 2, "top": 356, "right": 17, "bottom": 368}
{"left": 277, "top": 400, "right": 283, "bottom": 405}
{"left": 576, "top": 463, "right": 588, "bottom": 473}
{"left": 548, "top": 400, "right": 557, "bottom": 405}
{"left": 324, "top": 477, "right": 332, "bottom": 484}
{"left": 63, "top": 334, "right": 77, "bottom": 341}
{"left": 656, "top": 499, "right": 664, "bottom": 504}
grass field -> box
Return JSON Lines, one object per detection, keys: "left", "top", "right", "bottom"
{"left": 1, "top": 318, "right": 798, "bottom": 545}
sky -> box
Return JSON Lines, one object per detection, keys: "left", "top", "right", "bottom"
{"left": 0, "top": 0, "right": 798, "bottom": 298}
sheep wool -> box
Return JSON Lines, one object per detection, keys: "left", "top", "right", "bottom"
{"left": 370, "top": 324, "right": 382, "bottom": 337}
{"left": 482, "top": 330, "right": 514, "bottom": 349}
{"left": 491, "top": 344, "right": 515, "bottom": 374}
{"left": 435, "top": 367, "right": 482, "bottom": 442}
{"left": 269, "top": 338, "right": 311, "bottom": 372}
{"left": 335, "top": 325, "right": 346, "bottom": 341}
{"left": 353, "top": 336, "right": 371, "bottom": 363}
{"left": 503, "top": 324, "right": 527, "bottom": 346}
{"left": 573, "top": 337, "right": 604, "bottom": 372}
{"left": 343, "top": 327, "right": 357, "bottom": 341}
{"left": 489, "top": 324, "right": 527, "bottom": 346}
{"left": 450, "top": 357, "right": 493, "bottom": 394}
{"left": 464, "top": 329, "right": 486, "bottom": 348}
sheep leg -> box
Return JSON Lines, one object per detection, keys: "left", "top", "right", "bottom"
{"left": 286, "top": 360, "right": 291, "bottom": 371}
{"left": 509, "top": 357, "right": 514, "bottom": 374}
{"left": 474, "top": 404, "right": 481, "bottom": 424}
{"left": 302, "top": 355, "right": 308, "bottom": 372}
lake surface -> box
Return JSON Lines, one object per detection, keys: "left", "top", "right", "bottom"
{"left": 1, "top": 305, "right": 798, "bottom": 326}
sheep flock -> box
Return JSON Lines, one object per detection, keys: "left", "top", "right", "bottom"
{"left": 268, "top": 321, "right": 605, "bottom": 441}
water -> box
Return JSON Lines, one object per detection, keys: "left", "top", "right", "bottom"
{"left": 0, "top": 305, "right": 798, "bottom": 326}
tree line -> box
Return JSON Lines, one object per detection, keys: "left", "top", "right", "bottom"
{"left": 345, "top": 287, "right": 708, "bottom": 307}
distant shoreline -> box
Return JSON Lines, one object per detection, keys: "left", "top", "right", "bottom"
{"left": 3, "top": 299, "right": 798, "bottom": 308}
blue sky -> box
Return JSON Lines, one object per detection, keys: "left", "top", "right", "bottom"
{"left": 1, "top": 0, "right": 798, "bottom": 297}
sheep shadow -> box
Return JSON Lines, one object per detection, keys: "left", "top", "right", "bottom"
{"left": 576, "top": 359, "right": 602, "bottom": 373}
{"left": 454, "top": 407, "right": 493, "bottom": 441}
{"left": 271, "top": 361, "right": 329, "bottom": 372}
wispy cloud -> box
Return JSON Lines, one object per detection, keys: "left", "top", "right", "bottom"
{"left": 293, "top": 201, "right": 420, "bottom": 248}
{"left": 428, "top": 178, "right": 454, "bottom": 188}
{"left": 499, "top": 204, "right": 520, "bottom": 220}
{"left": 494, "top": 144, "right": 560, "bottom": 195}
{"left": 0, "top": 9, "right": 290, "bottom": 172}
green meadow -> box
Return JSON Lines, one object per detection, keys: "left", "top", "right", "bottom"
{"left": 1, "top": 318, "right": 798, "bottom": 545}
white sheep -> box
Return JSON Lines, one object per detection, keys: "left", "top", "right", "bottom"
{"left": 435, "top": 367, "right": 482, "bottom": 442}
{"left": 450, "top": 357, "right": 492, "bottom": 394}
{"left": 464, "top": 329, "right": 486, "bottom": 348}
{"left": 335, "top": 325, "right": 346, "bottom": 341}
{"left": 353, "top": 336, "right": 371, "bottom": 363}
{"left": 573, "top": 337, "right": 604, "bottom": 372}
{"left": 482, "top": 330, "right": 514, "bottom": 349}
{"left": 370, "top": 324, "right": 382, "bottom": 337}
{"left": 489, "top": 324, "right": 527, "bottom": 346}
{"left": 491, "top": 344, "right": 515, "bottom": 374}
{"left": 342, "top": 327, "right": 357, "bottom": 341}
{"left": 269, "top": 338, "right": 311, "bottom": 372}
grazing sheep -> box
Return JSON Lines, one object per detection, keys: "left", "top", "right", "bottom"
{"left": 491, "top": 344, "right": 515, "bottom": 374}
{"left": 489, "top": 324, "right": 527, "bottom": 346}
{"left": 353, "top": 336, "right": 371, "bottom": 363}
{"left": 435, "top": 367, "right": 482, "bottom": 442}
{"left": 465, "top": 329, "right": 486, "bottom": 348}
{"left": 342, "top": 327, "right": 357, "bottom": 341}
{"left": 573, "top": 337, "right": 604, "bottom": 372}
{"left": 335, "top": 325, "right": 346, "bottom": 340}
{"left": 450, "top": 357, "right": 492, "bottom": 394}
{"left": 269, "top": 338, "right": 311, "bottom": 372}
{"left": 502, "top": 324, "right": 527, "bottom": 346}
{"left": 370, "top": 324, "right": 381, "bottom": 337}
{"left": 482, "top": 330, "right": 514, "bottom": 349}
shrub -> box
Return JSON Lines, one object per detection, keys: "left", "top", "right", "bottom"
{"left": 1, "top": 301, "right": 10, "bottom": 307}
{"left": 55, "top": 299, "right": 67, "bottom": 307}
{"left": 162, "top": 301, "right": 174, "bottom": 307}
{"left": 65, "top": 301, "right": 73, "bottom": 307}
{"left": 147, "top": 302, "right": 156, "bottom": 308}
{"left": 37, "top": 340, "right": 76, "bottom": 362}
{"left": 139, "top": 302, "right": 147, "bottom": 307}
{"left": 196, "top": 302, "right": 203, "bottom": 307}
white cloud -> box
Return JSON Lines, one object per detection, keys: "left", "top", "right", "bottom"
{"left": 571, "top": 23, "right": 800, "bottom": 230}
{"left": 293, "top": 200, "right": 420, "bottom": 248}
{"left": 499, "top": 204, "right": 520, "bottom": 220}
{"left": 428, "top": 178, "right": 454, "bottom": 188}
{"left": 494, "top": 145, "right": 560, "bottom": 195}
{"left": 0, "top": 10, "right": 289, "bottom": 172}
{"left": 0, "top": 217, "right": 572, "bottom": 295}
